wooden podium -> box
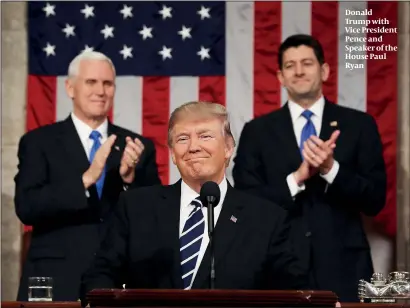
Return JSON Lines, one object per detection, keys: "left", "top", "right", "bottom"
{"left": 2, "top": 289, "right": 409, "bottom": 308}
{"left": 85, "top": 289, "right": 338, "bottom": 307}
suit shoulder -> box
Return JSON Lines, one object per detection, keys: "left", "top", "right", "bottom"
{"left": 120, "top": 184, "right": 165, "bottom": 205}
{"left": 333, "top": 103, "right": 375, "bottom": 121}
{"left": 242, "top": 109, "right": 282, "bottom": 131}
{"left": 234, "top": 189, "right": 287, "bottom": 217}
{"left": 18, "top": 121, "right": 65, "bottom": 144}
{"left": 332, "top": 104, "right": 378, "bottom": 130}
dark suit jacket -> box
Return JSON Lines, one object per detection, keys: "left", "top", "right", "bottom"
{"left": 14, "top": 116, "right": 161, "bottom": 301}
{"left": 80, "top": 181, "right": 308, "bottom": 303}
{"left": 232, "top": 99, "right": 387, "bottom": 302}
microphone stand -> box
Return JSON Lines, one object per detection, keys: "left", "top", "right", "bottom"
{"left": 206, "top": 196, "right": 216, "bottom": 289}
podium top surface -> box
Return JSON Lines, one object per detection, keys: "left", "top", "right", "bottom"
{"left": 87, "top": 289, "right": 338, "bottom": 307}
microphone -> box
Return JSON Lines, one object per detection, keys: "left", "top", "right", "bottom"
{"left": 199, "top": 181, "right": 220, "bottom": 290}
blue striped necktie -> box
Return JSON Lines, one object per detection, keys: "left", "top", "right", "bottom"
{"left": 89, "top": 130, "right": 105, "bottom": 198}
{"left": 180, "top": 197, "right": 205, "bottom": 289}
{"left": 300, "top": 110, "right": 317, "bottom": 156}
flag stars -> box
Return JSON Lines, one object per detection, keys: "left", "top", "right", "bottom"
{"left": 119, "top": 4, "right": 133, "bottom": 19}
{"left": 178, "top": 26, "right": 192, "bottom": 41}
{"left": 159, "top": 46, "right": 172, "bottom": 60}
{"left": 81, "top": 4, "right": 95, "bottom": 19}
{"left": 139, "top": 25, "right": 153, "bottom": 40}
{"left": 197, "top": 6, "right": 211, "bottom": 20}
{"left": 43, "top": 42, "right": 56, "bottom": 57}
{"left": 120, "top": 45, "right": 133, "bottom": 60}
{"left": 62, "top": 24, "right": 75, "bottom": 38}
{"left": 158, "top": 5, "right": 172, "bottom": 20}
{"left": 101, "top": 25, "right": 114, "bottom": 39}
{"left": 197, "top": 46, "right": 210, "bottom": 60}
{"left": 82, "top": 45, "right": 94, "bottom": 53}
{"left": 42, "top": 3, "right": 56, "bottom": 17}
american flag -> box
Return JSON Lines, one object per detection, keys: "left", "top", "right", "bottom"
{"left": 26, "top": 1, "right": 397, "bottom": 267}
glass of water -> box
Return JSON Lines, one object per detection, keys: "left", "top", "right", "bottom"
{"left": 28, "top": 277, "right": 53, "bottom": 301}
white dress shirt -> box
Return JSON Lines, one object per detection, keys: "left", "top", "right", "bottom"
{"left": 71, "top": 112, "right": 108, "bottom": 160}
{"left": 179, "top": 177, "right": 228, "bottom": 288}
{"left": 285, "top": 96, "right": 339, "bottom": 197}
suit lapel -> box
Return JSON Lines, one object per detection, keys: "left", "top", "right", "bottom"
{"left": 272, "top": 104, "right": 302, "bottom": 170}
{"left": 156, "top": 181, "right": 184, "bottom": 289}
{"left": 97, "top": 122, "right": 124, "bottom": 199}
{"left": 192, "top": 183, "right": 245, "bottom": 288}
{"left": 57, "top": 117, "right": 90, "bottom": 176}
{"left": 319, "top": 100, "right": 338, "bottom": 142}
{"left": 105, "top": 122, "right": 124, "bottom": 175}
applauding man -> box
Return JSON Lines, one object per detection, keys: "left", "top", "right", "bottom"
{"left": 14, "top": 51, "right": 161, "bottom": 301}
{"left": 233, "top": 34, "right": 387, "bottom": 301}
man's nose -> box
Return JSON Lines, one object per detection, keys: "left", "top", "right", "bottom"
{"left": 94, "top": 82, "right": 105, "bottom": 95}
{"left": 188, "top": 137, "right": 201, "bottom": 152}
{"left": 294, "top": 63, "right": 304, "bottom": 76}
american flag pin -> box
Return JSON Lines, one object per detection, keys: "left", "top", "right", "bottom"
{"left": 115, "top": 146, "right": 120, "bottom": 151}
{"left": 330, "top": 121, "right": 338, "bottom": 127}
{"left": 230, "top": 215, "right": 237, "bottom": 223}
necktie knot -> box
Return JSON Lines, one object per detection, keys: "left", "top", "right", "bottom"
{"left": 191, "top": 197, "right": 202, "bottom": 209}
{"left": 299, "top": 110, "right": 317, "bottom": 157}
{"left": 301, "top": 110, "right": 314, "bottom": 120}
{"left": 89, "top": 130, "right": 101, "bottom": 142}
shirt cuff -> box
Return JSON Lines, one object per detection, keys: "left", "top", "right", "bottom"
{"left": 85, "top": 190, "right": 90, "bottom": 198}
{"left": 286, "top": 173, "right": 306, "bottom": 198}
{"left": 320, "top": 160, "right": 340, "bottom": 184}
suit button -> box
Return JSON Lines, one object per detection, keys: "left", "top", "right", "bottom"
{"left": 100, "top": 218, "right": 104, "bottom": 222}
{"left": 305, "top": 231, "right": 312, "bottom": 237}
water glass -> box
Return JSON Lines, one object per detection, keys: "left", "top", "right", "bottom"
{"left": 28, "top": 277, "right": 53, "bottom": 302}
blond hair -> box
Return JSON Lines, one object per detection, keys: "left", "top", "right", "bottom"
{"left": 167, "top": 101, "right": 235, "bottom": 148}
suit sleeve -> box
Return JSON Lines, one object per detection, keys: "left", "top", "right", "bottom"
{"left": 80, "top": 192, "right": 129, "bottom": 304}
{"left": 327, "top": 115, "right": 387, "bottom": 216}
{"left": 266, "top": 210, "right": 309, "bottom": 290}
{"left": 129, "top": 138, "right": 162, "bottom": 188}
{"left": 233, "top": 122, "right": 296, "bottom": 209}
{"left": 14, "top": 133, "right": 90, "bottom": 226}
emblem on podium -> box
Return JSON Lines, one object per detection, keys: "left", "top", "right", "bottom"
{"left": 358, "top": 271, "right": 410, "bottom": 303}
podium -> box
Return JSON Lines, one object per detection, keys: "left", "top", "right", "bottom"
{"left": 2, "top": 290, "right": 409, "bottom": 308}
{"left": 86, "top": 289, "right": 338, "bottom": 307}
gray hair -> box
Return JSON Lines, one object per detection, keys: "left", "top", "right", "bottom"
{"left": 67, "top": 51, "right": 116, "bottom": 79}
{"left": 167, "top": 101, "right": 236, "bottom": 148}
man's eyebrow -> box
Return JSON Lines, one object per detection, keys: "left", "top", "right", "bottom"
{"left": 197, "top": 129, "right": 212, "bottom": 134}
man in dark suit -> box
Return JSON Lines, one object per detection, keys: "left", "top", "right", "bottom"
{"left": 232, "top": 34, "right": 387, "bottom": 302}
{"left": 15, "top": 51, "right": 161, "bottom": 301}
{"left": 80, "top": 101, "right": 308, "bottom": 304}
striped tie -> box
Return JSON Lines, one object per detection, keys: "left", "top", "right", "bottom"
{"left": 180, "top": 197, "right": 205, "bottom": 289}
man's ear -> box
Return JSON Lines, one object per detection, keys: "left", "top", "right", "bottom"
{"left": 277, "top": 69, "right": 285, "bottom": 87}
{"left": 65, "top": 78, "right": 75, "bottom": 99}
{"left": 321, "top": 63, "right": 330, "bottom": 82}
{"left": 224, "top": 137, "right": 235, "bottom": 161}
{"left": 170, "top": 148, "right": 177, "bottom": 165}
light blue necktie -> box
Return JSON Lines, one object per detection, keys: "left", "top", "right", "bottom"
{"left": 300, "top": 110, "right": 317, "bottom": 157}
{"left": 180, "top": 197, "right": 205, "bottom": 289}
{"left": 89, "top": 130, "right": 105, "bottom": 198}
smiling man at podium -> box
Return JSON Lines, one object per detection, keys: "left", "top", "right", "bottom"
{"left": 80, "top": 102, "right": 308, "bottom": 303}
